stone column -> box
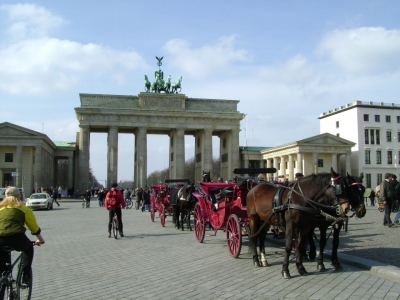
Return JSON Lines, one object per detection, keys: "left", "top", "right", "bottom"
{"left": 107, "top": 126, "right": 118, "bottom": 186}
{"left": 266, "top": 159, "right": 272, "bottom": 181}
{"left": 273, "top": 157, "right": 278, "bottom": 181}
{"left": 135, "top": 127, "right": 147, "bottom": 189}
{"left": 34, "top": 146, "right": 42, "bottom": 190}
{"left": 331, "top": 153, "right": 338, "bottom": 172}
{"left": 288, "top": 154, "right": 294, "bottom": 180}
{"left": 169, "top": 129, "right": 185, "bottom": 178}
{"left": 15, "top": 146, "right": 22, "bottom": 187}
{"left": 297, "top": 153, "right": 303, "bottom": 174}
{"left": 280, "top": 156, "right": 286, "bottom": 179}
{"left": 68, "top": 155, "right": 74, "bottom": 190}
{"left": 345, "top": 151, "right": 351, "bottom": 174}
{"left": 313, "top": 152, "right": 318, "bottom": 174}
{"left": 230, "top": 129, "right": 240, "bottom": 177}
{"left": 78, "top": 125, "right": 90, "bottom": 193}
{"left": 203, "top": 128, "right": 213, "bottom": 176}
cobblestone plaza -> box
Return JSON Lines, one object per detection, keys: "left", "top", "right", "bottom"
{"left": 31, "top": 201, "right": 399, "bottom": 300}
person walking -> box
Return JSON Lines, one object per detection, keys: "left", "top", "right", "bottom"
{"left": 123, "top": 188, "right": 131, "bottom": 205}
{"left": 52, "top": 188, "right": 60, "bottom": 207}
{"left": 57, "top": 186, "right": 62, "bottom": 200}
{"left": 105, "top": 183, "right": 126, "bottom": 237}
{"left": 369, "top": 189, "right": 375, "bottom": 207}
{"left": 136, "top": 187, "right": 143, "bottom": 210}
{"left": 142, "top": 186, "right": 150, "bottom": 212}
{"left": 97, "top": 188, "right": 106, "bottom": 207}
{"left": 381, "top": 173, "right": 394, "bottom": 227}
{"left": 0, "top": 187, "right": 45, "bottom": 284}
{"left": 83, "top": 189, "right": 91, "bottom": 208}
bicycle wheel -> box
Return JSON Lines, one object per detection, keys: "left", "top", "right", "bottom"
{"left": 16, "top": 265, "right": 32, "bottom": 300}
{"left": 126, "top": 200, "right": 133, "bottom": 209}
{"left": 112, "top": 215, "right": 118, "bottom": 239}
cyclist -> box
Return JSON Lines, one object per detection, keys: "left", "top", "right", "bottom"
{"left": 105, "top": 183, "right": 126, "bottom": 237}
{"left": 123, "top": 188, "right": 131, "bottom": 208}
{"left": 0, "top": 187, "right": 45, "bottom": 284}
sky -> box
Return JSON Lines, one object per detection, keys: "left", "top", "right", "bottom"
{"left": 1, "top": 1, "right": 400, "bottom": 184}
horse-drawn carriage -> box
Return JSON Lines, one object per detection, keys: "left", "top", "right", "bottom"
{"left": 192, "top": 168, "right": 276, "bottom": 258}
{"left": 149, "top": 179, "right": 194, "bottom": 228}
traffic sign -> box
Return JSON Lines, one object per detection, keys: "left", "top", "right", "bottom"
{"left": 11, "top": 172, "right": 18, "bottom": 177}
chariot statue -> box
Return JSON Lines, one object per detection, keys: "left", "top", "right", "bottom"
{"left": 143, "top": 57, "right": 182, "bottom": 94}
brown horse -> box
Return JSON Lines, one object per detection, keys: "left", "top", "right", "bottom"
{"left": 306, "top": 172, "right": 366, "bottom": 271}
{"left": 246, "top": 168, "right": 350, "bottom": 279}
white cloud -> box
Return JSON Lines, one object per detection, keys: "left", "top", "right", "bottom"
{"left": 163, "top": 35, "right": 251, "bottom": 78}
{"left": 317, "top": 27, "right": 400, "bottom": 74}
{"left": 0, "top": 4, "right": 147, "bottom": 95}
{"left": 0, "top": 3, "right": 64, "bottom": 40}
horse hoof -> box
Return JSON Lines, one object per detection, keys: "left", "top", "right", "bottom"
{"left": 261, "top": 261, "right": 268, "bottom": 267}
{"left": 333, "top": 263, "right": 343, "bottom": 271}
{"left": 317, "top": 264, "right": 326, "bottom": 272}
{"left": 253, "top": 261, "right": 261, "bottom": 267}
{"left": 282, "top": 271, "right": 291, "bottom": 279}
{"left": 298, "top": 267, "right": 308, "bottom": 276}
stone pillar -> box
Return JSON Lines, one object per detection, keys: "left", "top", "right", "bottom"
{"left": 345, "top": 151, "right": 351, "bottom": 174}
{"left": 169, "top": 129, "right": 185, "bottom": 178}
{"left": 54, "top": 158, "right": 58, "bottom": 188}
{"left": 288, "top": 154, "right": 294, "bottom": 180}
{"left": 280, "top": 156, "right": 285, "bottom": 179}
{"left": 266, "top": 159, "right": 272, "bottom": 181}
{"left": 203, "top": 128, "right": 213, "bottom": 176}
{"left": 230, "top": 129, "right": 240, "bottom": 178}
{"left": 107, "top": 126, "right": 118, "bottom": 186}
{"left": 297, "top": 153, "right": 303, "bottom": 174}
{"left": 273, "top": 157, "right": 278, "bottom": 181}
{"left": 313, "top": 152, "right": 318, "bottom": 174}
{"left": 78, "top": 125, "right": 90, "bottom": 193}
{"left": 34, "top": 146, "right": 42, "bottom": 190}
{"left": 15, "top": 146, "right": 22, "bottom": 187}
{"left": 331, "top": 153, "right": 338, "bottom": 172}
{"left": 68, "top": 155, "right": 74, "bottom": 190}
{"left": 135, "top": 127, "right": 147, "bottom": 189}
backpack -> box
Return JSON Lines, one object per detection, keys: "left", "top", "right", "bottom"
{"left": 108, "top": 191, "right": 119, "bottom": 207}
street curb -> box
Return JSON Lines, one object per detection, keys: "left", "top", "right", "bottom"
{"left": 266, "top": 235, "right": 400, "bottom": 281}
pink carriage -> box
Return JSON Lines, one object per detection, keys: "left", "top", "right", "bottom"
{"left": 192, "top": 168, "right": 276, "bottom": 257}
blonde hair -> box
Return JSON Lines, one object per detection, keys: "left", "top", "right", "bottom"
{"left": 0, "top": 196, "right": 22, "bottom": 208}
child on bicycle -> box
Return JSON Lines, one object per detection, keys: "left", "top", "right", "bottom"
{"left": 0, "top": 187, "right": 45, "bottom": 283}
{"left": 105, "top": 183, "right": 126, "bottom": 237}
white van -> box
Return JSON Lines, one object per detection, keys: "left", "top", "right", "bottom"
{"left": 0, "top": 187, "right": 25, "bottom": 202}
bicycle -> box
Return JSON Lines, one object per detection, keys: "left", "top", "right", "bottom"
{"left": 112, "top": 213, "right": 119, "bottom": 239}
{"left": 0, "top": 242, "right": 39, "bottom": 300}
{"left": 125, "top": 198, "right": 133, "bottom": 209}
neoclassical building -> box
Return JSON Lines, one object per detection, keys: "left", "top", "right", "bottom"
{"left": 240, "top": 133, "right": 355, "bottom": 181}
{"left": 0, "top": 122, "right": 76, "bottom": 193}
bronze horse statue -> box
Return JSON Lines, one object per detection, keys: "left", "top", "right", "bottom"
{"left": 305, "top": 172, "right": 366, "bottom": 271}
{"left": 246, "top": 168, "right": 350, "bottom": 279}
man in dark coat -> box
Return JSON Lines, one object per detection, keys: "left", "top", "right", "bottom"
{"left": 381, "top": 173, "right": 394, "bottom": 227}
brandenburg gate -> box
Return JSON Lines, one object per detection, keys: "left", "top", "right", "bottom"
{"left": 74, "top": 92, "right": 244, "bottom": 192}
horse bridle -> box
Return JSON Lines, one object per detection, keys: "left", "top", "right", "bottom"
{"left": 345, "top": 179, "right": 365, "bottom": 217}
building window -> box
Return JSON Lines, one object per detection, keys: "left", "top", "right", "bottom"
{"left": 386, "top": 131, "right": 392, "bottom": 142}
{"left": 387, "top": 151, "right": 392, "bottom": 164}
{"left": 398, "top": 151, "right": 400, "bottom": 164}
{"left": 397, "top": 116, "right": 400, "bottom": 123}
{"left": 365, "top": 150, "right": 371, "bottom": 164}
{"left": 365, "top": 129, "right": 369, "bottom": 144}
{"left": 5, "top": 153, "right": 13, "bottom": 162}
{"left": 317, "top": 159, "right": 323, "bottom": 167}
{"left": 386, "top": 115, "right": 391, "bottom": 122}
{"left": 370, "top": 129, "right": 375, "bottom": 144}
{"left": 376, "top": 130, "right": 380, "bottom": 145}
{"left": 377, "top": 173, "right": 382, "bottom": 185}
{"left": 285, "top": 162, "right": 288, "bottom": 169}
{"left": 398, "top": 132, "right": 400, "bottom": 142}
{"left": 336, "top": 121, "right": 339, "bottom": 128}
{"left": 366, "top": 174, "right": 371, "bottom": 189}
{"left": 375, "top": 115, "right": 380, "bottom": 122}
{"left": 376, "top": 151, "right": 382, "bottom": 164}
{"left": 363, "top": 114, "right": 369, "bottom": 121}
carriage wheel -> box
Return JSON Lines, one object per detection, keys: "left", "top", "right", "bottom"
{"left": 193, "top": 202, "right": 205, "bottom": 243}
{"left": 226, "top": 214, "right": 242, "bottom": 258}
{"left": 160, "top": 204, "right": 166, "bottom": 227}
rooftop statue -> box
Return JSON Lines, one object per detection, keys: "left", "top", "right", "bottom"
{"left": 144, "top": 57, "right": 182, "bottom": 94}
